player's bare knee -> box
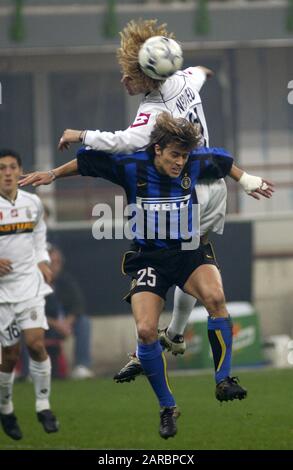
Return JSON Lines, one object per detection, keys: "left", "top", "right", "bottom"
{"left": 26, "top": 339, "right": 47, "bottom": 360}
{"left": 137, "top": 324, "right": 157, "bottom": 343}
{"left": 203, "top": 287, "right": 226, "bottom": 315}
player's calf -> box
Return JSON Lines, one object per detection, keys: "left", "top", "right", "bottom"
{"left": 113, "top": 328, "right": 187, "bottom": 384}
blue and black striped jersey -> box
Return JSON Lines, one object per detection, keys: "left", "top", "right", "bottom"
{"left": 77, "top": 147, "right": 233, "bottom": 249}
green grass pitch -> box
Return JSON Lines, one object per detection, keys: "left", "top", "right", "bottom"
{"left": 1, "top": 368, "right": 292, "bottom": 450}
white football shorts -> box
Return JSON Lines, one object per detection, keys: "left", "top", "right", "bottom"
{"left": 0, "top": 296, "right": 48, "bottom": 347}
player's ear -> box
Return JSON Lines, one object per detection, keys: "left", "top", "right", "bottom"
{"left": 154, "top": 144, "right": 162, "bottom": 156}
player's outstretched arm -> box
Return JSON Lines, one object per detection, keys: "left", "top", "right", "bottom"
{"left": 19, "top": 159, "right": 79, "bottom": 187}
{"left": 229, "top": 163, "right": 274, "bottom": 200}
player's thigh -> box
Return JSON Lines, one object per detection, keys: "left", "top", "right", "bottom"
{"left": 183, "top": 264, "right": 225, "bottom": 304}
{"left": 131, "top": 291, "right": 164, "bottom": 332}
{"left": 22, "top": 327, "right": 46, "bottom": 350}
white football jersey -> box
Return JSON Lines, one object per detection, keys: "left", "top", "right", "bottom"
{"left": 0, "top": 190, "right": 52, "bottom": 303}
{"left": 84, "top": 66, "right": 209, "bottom": 153}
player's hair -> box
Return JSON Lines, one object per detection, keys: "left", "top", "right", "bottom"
{"left": 117, "top": 19, "right": 175, "bottom": 92}
{"left": 148, "top": 112, "right": 200, "bottom": 156}
{"left": 0, "top": 148, "right": 22, "bottom": 166}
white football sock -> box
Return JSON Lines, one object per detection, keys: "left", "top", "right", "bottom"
{"left": 29, "top": 357, "right": 51, "bottom": 413}
{"left": 0, "top": 371, "right": 14, "bottom": 415}
{"left": 168, "top": 287, "right": 197, "bottom": 338}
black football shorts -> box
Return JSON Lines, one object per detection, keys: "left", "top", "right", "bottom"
{"left": 122, "top": 242, "right": 218, "bottom": 302}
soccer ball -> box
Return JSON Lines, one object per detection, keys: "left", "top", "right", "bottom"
{"left": 138, "top": 36, "right": 183, "bottom": 80}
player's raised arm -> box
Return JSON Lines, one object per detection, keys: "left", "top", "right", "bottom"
{"left": 18, "top": 158, "right": 79, "bottom": 187}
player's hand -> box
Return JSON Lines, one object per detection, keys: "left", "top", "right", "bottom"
{"left": 197, "top": 66, "right": 214, "bottom": 78}
{"left": 58, "top": 129, "right": 83, "bottom": 151}
{"left": 247, "top": 179, "right": 275, "bottom": 200}
{"left": 38, "top": 261, "right": 53, "bottom": 285}
{"left": 0, "top": 259, "right": 13, "bottom": 276}
{"left": 18, "top": 171, "right": 55, "bottom": 187}
{"left": 239, "top": 172, "right": 275, "bottom": 198}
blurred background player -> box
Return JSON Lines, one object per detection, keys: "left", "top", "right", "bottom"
{"left": 54, "top": 19, "right": 272, "bottom": 401}
{"left": 45, "top": 245, "right": 93, "bottom": 379}
{"left": 0, "top": 149, "right": 59, "bottom": 440}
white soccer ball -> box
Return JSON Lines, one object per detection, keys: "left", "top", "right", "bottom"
{"left": 138, "top": 36, "right": 183, "bottom": 80}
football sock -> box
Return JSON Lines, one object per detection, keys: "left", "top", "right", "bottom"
{"left": 29, "top": 357, "right": 51, "bottom": 412}
{"left": 137, "top": 340, "right": 176, "bottom": 408}
{"left": 168, "top": 286, "right": 197, "bottom": 337}
{"left": 0, "top": 371, "right": 14, "bottom": 415}
{"left": 207, "top": 316, "right": 233, "bottom": 384}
